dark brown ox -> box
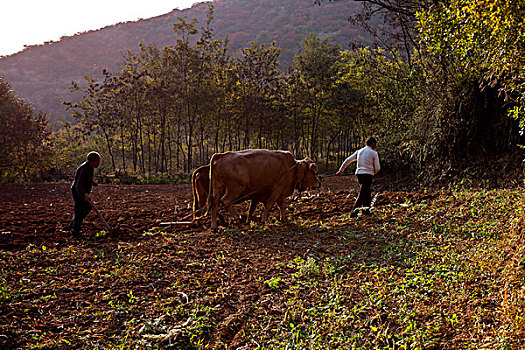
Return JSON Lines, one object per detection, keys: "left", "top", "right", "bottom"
{"left": 208, "top": 149, "right": 321, "bottom": 230}
{"left": 191, "top": 164, "right": 269, "bottom": 222}
{"left": 191, "top": 165, "right": 211, "bottom": 220}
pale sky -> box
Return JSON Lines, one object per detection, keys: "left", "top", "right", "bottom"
{"left": 0, "top": 1, "right": 208, "bottom": 56}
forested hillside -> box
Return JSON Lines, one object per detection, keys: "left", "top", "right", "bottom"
{"left": 0, "top": 0, "right": 363, "bottom": 123}
{"left": 0, "top": 0, "right": 523, "bottom": 185}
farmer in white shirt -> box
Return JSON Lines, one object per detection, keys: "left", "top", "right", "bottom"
{"left": 336, "top": 137, "right": 380, "bottom": 217}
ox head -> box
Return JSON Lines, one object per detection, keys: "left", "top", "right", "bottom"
{"left": 295, "top": 158, "right": 321, "bottom": 191}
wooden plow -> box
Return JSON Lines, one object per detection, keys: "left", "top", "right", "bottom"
{"left": 158, "top": 211, "right": 207, "bottom": 229}
{"left": 87, "top": 198, "right": 140, "bottom": 234}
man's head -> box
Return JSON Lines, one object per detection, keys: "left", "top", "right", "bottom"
{"left": 87, "top": 151, "right": 101, "bottom": 168}
{"left": 366, "top": 137, "right": 377, "bottom": 150}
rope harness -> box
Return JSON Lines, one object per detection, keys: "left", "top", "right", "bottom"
{"left": 317, "top": 173, "right": 338, "bottom": 181}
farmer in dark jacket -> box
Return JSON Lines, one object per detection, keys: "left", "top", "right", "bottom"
{"left": 71, "top": 152, "right": 100, "bottom": 236}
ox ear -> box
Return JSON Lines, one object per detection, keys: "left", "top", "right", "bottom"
{"left": 296, "top": 160, "right": 307, "bottom": 179}
{"left": 302, "top": 157, "right": 317, "bottom": 173}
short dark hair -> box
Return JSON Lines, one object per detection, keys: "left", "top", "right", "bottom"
{"left": 366, "top": 137, "right": 377, "bottom": 146}
{"left": 87, "top": 151, "right": 100, "bottom": 162}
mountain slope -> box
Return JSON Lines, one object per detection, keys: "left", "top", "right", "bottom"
{"left": 0, "top": 0, "right": 364, "bottom": 122}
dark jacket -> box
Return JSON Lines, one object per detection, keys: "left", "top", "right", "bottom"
{"left": 72, "top": 162, "right": 94, "bottom": 199}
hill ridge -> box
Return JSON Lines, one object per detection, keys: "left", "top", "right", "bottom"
{"left": 0, "top": 0, "right": 363, "bottom": 122}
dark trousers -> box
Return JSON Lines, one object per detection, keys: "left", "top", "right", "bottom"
{"left": 72, "top": 189, "right": 91, "bottom": 232}
{"left": 352, "top": 174, "right": 373, "bottom": 213}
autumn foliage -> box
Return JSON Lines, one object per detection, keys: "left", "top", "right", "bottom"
{"left": 0, "top": 77, "right": 52, "bottom": 182}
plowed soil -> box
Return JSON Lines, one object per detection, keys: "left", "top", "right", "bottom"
{"left": 0, "top": 176, "right": 427, "bottom": 349}
{"left": 0, "top": 176, "right": 405, "bottom": 248}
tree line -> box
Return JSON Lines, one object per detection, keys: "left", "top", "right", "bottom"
{"left": 62, "top": 8, "right": 375, "bottom": 177}
{"left": 1, "top": 1, "right": 523, "bottom": 184}
{"left": 0, "top": 76, "right": 52, "bottom": 182}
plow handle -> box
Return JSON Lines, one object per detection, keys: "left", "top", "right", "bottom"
{"left": 87, "top": 198, "right": 112, "bottom": 231}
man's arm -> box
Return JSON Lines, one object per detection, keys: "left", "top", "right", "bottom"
{"left": 336, "top": 151, "right": 358, "bottom": 175}
{"left": 75, "top": 167, "right": 91, "bottom": 201}
{"left": 373, "top": 153, "right": 381, "bottom": 175}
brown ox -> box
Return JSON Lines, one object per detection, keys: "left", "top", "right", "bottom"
{"left": 208, "top": 149, "right": 321, "bottom": 230}
{"left": 191, "top": 165, "right": 211, "bottom": 220}
{"left": 191, "top": 164, "right": 268, "bottom": 222}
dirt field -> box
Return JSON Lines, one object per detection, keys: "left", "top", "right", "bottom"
{"left": 0, "top": 175, "right": 389, "bottom": 248}
{"left": 0, "top": 177, "right": 448, "bottom": 349}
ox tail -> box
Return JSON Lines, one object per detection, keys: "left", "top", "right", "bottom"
{"left": 206, "top": 157, "right": 216, "bottom": 217}
{"left": 191, "top": 169, "right": 199, "bottom": 216}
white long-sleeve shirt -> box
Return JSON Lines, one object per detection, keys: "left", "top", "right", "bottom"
{"left": 338, "top": 146, "right": 380, "bottom": 175}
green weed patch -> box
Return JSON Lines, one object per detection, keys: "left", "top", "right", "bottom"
{"left": 0, "top": 188, "right": 524, "bottom": 349}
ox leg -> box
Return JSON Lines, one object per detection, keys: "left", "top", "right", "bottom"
{"left": 211, "top": 202, "right": 219, "bottom": 230}
{"left": 211, "top": 183, "right": 225, "bottom": 231}
{"left": 246, "top": 199, "right": 260, "bottom": 223}
{"left": 261, "top": 193, "right": 280, "bottom": 224}
{"left": 225, "top": 205, "right": 241, "bottom": 222}
{"left": 277, "top": 198, "right": 287, "bottom": 222}
{"left": 221, "top": 188, "right": 243, "bottom": 223}
{"left": 194, "top": 192, "right": 205, "bottom": 220}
